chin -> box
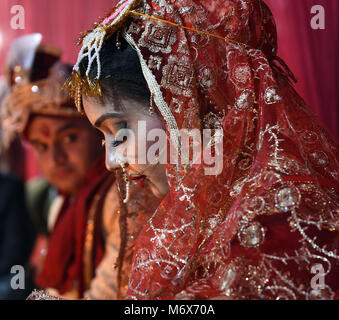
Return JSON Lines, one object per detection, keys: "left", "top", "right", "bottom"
{"left": 52, "top": 181, "right": 80, "bottom": 195}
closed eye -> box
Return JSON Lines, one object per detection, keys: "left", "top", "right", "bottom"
{"left": 111, "top": 121, "right": 128, "bottom": 147}
{"left": 112, "top": 135, "right": 127, "bottom": 147}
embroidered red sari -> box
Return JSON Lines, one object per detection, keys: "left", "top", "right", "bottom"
{"left": 118, "top": 0, "right": 339, "bottom": 300}
{"left": 71, "top": 0, "right": 339, "bottom": 299}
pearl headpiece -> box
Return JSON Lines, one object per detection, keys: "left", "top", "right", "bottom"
{"left": 63, "top": 0, "right": 141, "bottom": 112}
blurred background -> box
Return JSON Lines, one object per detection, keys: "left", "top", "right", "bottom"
{"left": 0, "top": 0, "right": 338, "bottom": 181}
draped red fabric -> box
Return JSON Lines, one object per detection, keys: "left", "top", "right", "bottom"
{"left": 0, "top": 0, "right": 337, "bottom": 180}
{"left": 79, "top": 0, "right": 339, "bottom": 300}
{"left": 265, "top": 0, "right": 339, "bottom": 138}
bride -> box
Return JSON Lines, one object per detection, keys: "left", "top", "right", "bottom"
{"left": 64, "top": 0, "right": 339, "bottom": 300}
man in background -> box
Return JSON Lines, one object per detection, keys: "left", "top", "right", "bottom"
{"left": 0, "top": 34, "right": 113, "bottom": 299}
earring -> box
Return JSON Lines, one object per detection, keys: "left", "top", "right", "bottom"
{"left": 116, "top": 32, "right": 121, "bottom": 50}
{"left": 148, "top": 93, "right": 155, "bottom": 115}
{"left": 75, "top": 85, "right": 83, "bottom": 113}
{"left": 118, "top": 161, "right": 130, "bottom": 204}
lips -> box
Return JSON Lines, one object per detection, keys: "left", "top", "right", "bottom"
{"left": 52, "top": 167, "right": 74, "bottom": 178}
{"left": 128, "top": 174, "right": 146, "bottom": 187}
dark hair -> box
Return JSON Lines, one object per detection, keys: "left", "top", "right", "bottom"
{"left": 79, "top": 34, "right": 150, "bottom": 105}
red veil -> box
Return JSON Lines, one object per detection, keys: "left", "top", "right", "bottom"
{"left": 120, "top": 0, "right": 339, "bottom": 300}
{"left": 71, "top": 0, "right": 339, "bottom": 299}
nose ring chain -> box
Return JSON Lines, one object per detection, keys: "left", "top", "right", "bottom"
{"left": 117, "top": 160, "right": 130, "bottom": 204}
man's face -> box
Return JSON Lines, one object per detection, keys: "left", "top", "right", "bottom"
{"left": 27, "top": 115, "right": 103, "bottom": 194}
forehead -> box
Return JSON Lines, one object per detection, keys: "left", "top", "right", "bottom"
{"left": 27, "top": 115, "right": 85, "bottom": 138}
{"left": 82, "top": 95, "right": 148, "bottom": 124}
{"left": 82, "top": 96, "right": 123, "bottom": 121}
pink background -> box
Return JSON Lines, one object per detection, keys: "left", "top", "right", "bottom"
{"left": 0, "top": 0, "right": 338, "bottom": 179}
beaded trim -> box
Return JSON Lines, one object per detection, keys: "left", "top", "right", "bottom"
{"left": 123, "top": 31, "right": 186, "bottom": 168}
{"left": 63, "top": 0, "right": 141, "bottom": 112}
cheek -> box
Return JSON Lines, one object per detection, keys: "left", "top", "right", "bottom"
{"left": 120, "top": 119, "right": 163, "bottom": 167}
{"left": 144, "top": 118, "right": 165, "bottom": 157}
{"left": 148, "top": 117, "right": 164, "bottom": 132}
{"left": 69, "top": 152, "right": 91, "bottom": 174}
{"left": 62, "top": 138, "right": 90, "bottom": 167}
{"left": 105, "top": 144, "right": 117, "bottom": 169}
{"left": 66, "top": 149, "right": 84, "bottom": 166}
{"left": 36, "top": 154, "right": 54, "bottom": 177}
{"left": 69, "top": 133, "right": 103, "bottom": 170}
{"left": 132, "top": 117, "right": 164, "bottom": 145}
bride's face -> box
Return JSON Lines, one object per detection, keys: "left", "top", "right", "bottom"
{"left": 83, "top": 94, "right": 169, "bottom": 199}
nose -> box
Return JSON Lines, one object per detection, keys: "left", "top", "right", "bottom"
{"left": 52, "top": 142, "right": 68, "bottom": 164}
{"left": 105, "top": 142, "right": 122, "bottom": 171}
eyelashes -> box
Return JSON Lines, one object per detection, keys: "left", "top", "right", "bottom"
{"left": 102, "top": 121, "right": 128, "bottom": 148}
{"left": 112, "top": 137, "right": 126, "bottom": 147}
{"left": 101, "top": 137, "right": 126, "bottom": 148}
{"left": 112, "top": 121, "right": 128, "bottom": 147}
{"left": 112, "top": 140, "right": 120, "bottom": 147}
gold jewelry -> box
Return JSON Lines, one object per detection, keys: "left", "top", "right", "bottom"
{"left": 116, "top": 31, "right": 121, "bottom": 50}
{"left": 148, "top": 93, "right": 155, "bottom": 115}
{"left": 148, "top": 106, "right": 155, "bottom": 115}
{"left": 117, "top": 161, "right": 130, "bottom": 204}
